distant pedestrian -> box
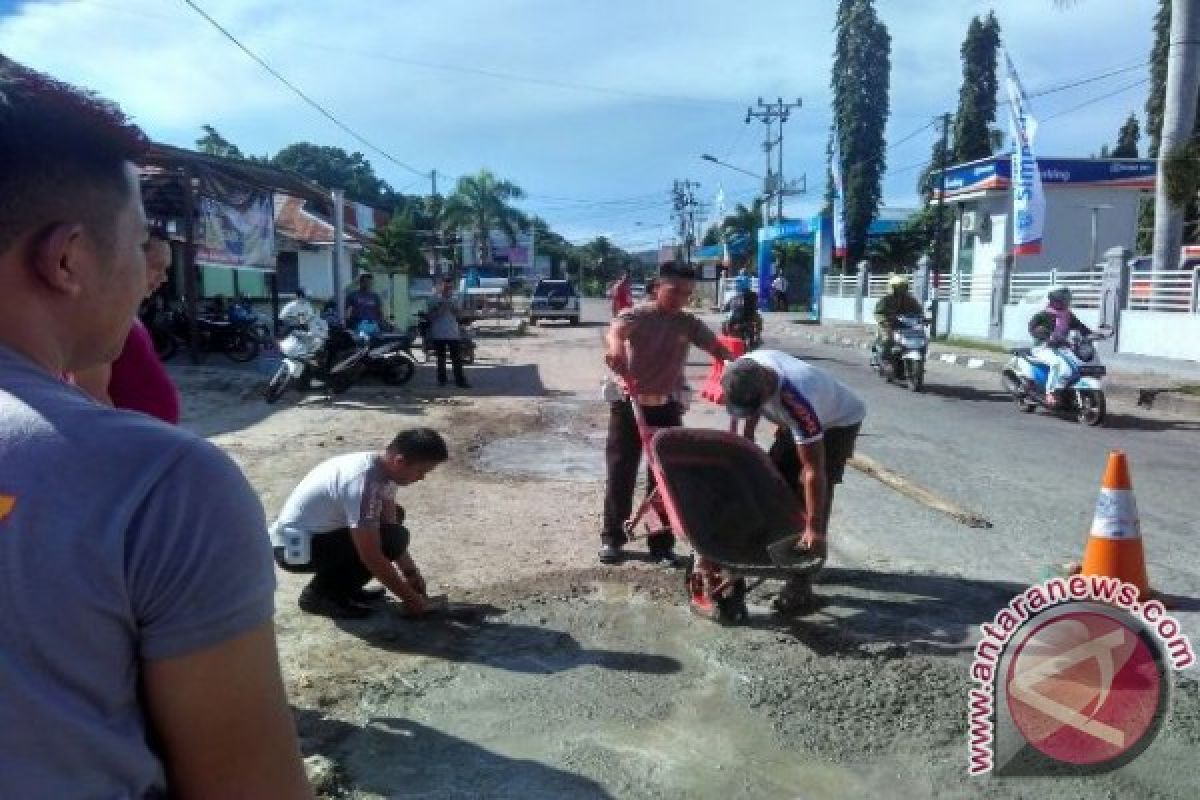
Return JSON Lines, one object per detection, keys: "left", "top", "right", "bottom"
{"left": 427, "top": 277, "right": 470, "bottom": 389}
{"left": 609, "top": 270, "right": 633, "bottom": 316}
{"left": 771, "top": 272, "right": 789, "bottom": 311}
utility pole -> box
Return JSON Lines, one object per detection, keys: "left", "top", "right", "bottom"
{"left": 929, "top": 112, "right": 952, "bottom": 338}
{"left": 332, "top": 187, "right": 346, "bottom": 322}
{"left": 672, "top": 179, "right": 702, "bottom": 267}
{"left": 745, "top": 96, "right": 803, "bottom": 224}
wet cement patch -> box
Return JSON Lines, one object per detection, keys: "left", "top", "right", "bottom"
{"left": 476, "top": 434, "right": 606, "bottom": 482}
{"left": 293, "top": 577, "right": 1200, "bottom": 800}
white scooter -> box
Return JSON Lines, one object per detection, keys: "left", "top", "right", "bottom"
{"left": 1001, "top": 327, "right": 1113, "bottom": 426}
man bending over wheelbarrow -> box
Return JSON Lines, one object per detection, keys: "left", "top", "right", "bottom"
{"left": 600, "top": 263, "right": 735, "bottom": 565}
{"left": 721, "top": 351, "right": 866, "bottom": 614}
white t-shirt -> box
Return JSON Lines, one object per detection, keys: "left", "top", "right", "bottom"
{"left": 269, "top": 452, "right": 397, "bottom": 547}
{"left": 741, "top": 349, "right": 866, "bottom": 444}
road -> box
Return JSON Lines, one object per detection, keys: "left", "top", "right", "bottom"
{"left": 666, "top": 299, "right": 1200, "bottom": 644}
{"left": 185, "top": 297, "right": 1200, "bottom": 797}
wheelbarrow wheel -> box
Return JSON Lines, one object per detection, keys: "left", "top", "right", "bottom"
{"left": 685, "top": 559, "right": 748, "bottom": 625}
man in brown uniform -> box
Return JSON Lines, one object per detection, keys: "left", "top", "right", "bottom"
{"left": 600, "top": 263, "right": 734, "bottom": 564}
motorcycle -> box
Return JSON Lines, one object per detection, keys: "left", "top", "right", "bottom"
{"left": 1001, "top": 328, "right": 1112, "bottom": 426}
{"left": 350, "top": 319, "right": 419, "bottom": 386}
{"left": 870, "top": 314, "right": 929, "bottom": 392}
{"left": 161, "top": 301, "right": 260, "bottom": 363}
{"left": 264, "top": 315, "right": 365, "bottom": 403}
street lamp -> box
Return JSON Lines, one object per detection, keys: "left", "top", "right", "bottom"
{"left": 700, "top": 153, "right": 764, "bottom": 180}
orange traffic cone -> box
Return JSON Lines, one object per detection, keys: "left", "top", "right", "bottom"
{"left": 1079, "top": 450, "right": 1151, "bottom": 599}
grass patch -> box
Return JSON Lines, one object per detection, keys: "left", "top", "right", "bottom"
{"left": 938, "top": 335, "right": 1012, "bottom": 355}
{"left": 1176, "top": 383, "right": 1200, "bottom": 396}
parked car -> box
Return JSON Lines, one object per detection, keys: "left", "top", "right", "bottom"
{"left": 530, "top": 279, "right": 581, "bottom": 325}
{"left": 631, "top": 283, "right": 647, "bottom": 301}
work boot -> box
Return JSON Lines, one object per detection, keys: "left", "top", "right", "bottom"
{"left": 598, "top": 544, "right": 623, "bottom": 564}
{"left": 772, "top": 575, "right": 820, "bottom": 617}
{"left": 298, "top": 586, "right": 372, "bottom": 619}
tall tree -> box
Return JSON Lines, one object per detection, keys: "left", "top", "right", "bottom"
{"left": 831, "top": 0, "right": 892, "bottom": 266}
{"left": 952, "top": 12, "right": 1002, "bottom": 163}
{"left": 1112, "top": 113, "right": 1141, "bottom": 158}
{"left": 441, "top": 169, "right": 530, "bottom": 266}
{"left": 270, "top": 143, "right": 395, "bottom": 207}
{"left": 1147, "top": 0, "right": 1172, "bottom": 159}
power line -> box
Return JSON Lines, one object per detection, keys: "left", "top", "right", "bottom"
{"left": 1043, "top": 77, "right": 1150, "bottom": 121}
{"left": 887, "top": 119, "right": 937, "bottom": 152}
{"left": 180, "top": 0, "right": 429, "bottom": 178}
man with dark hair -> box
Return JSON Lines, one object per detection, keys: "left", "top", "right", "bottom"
{"left": 0, "top": 58, "right": 312, "bottom": 798}
{"left": 345, "top": 271, "right": 384, "bottom": 327}
{"left": 721, "top": 351, "right": 866, "bottom": 613}
{"left": 270, "top": 428, "right": 450, "bottom": 619}
{"left": 599, "top": 262, "right": 733, "bottom": 564}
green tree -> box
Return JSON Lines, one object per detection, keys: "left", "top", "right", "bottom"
{"left": 831, "top": 0, "right": 892, "bottom": 266}
{"left": 270, "top": 143, "right": 395, "bottom": 207}
{"left": 1147, "top": 0, "right": 1172, "bottom": 159}
{"left": 952, "top": 12, "right": 1002, "bottom": 163}
{"left": 365, "top": 214, "right": 426, "bottom": 274}
{"left": 441, "top": 169, "right": 530, "bottom": 266}
{"left": 1112, "top": 113, "right": 1141, "bottom": 158}
{"left": 195, "top": 125, "right": 244, "bottom": 159}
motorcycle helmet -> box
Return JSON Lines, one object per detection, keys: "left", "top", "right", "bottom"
{"left": 1047, "top": 286, "right": 1072, "bottom": 309}
{"left": 888, "top": 273, "right": 911, "bottom": 291}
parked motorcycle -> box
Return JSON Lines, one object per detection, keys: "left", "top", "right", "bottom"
{"left": 1001, "top": 328, "right": 1112, "bottom": 426}
{"left": 870, "top": 314, "right": 930, "bottom": 392}
{"left": 721, "top": 318, "right": 763, "bottom": 351}
{"left": 161, "top": 301, "right": 260, "bottom": 363}
{"left": 265, "top": 315, "right": 363, "bottom": 403}
{"left": 351, "top": 320, "right": 419, "bottom": 386}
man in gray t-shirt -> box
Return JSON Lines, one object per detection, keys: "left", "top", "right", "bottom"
{"left": 0, "top": 57, "right": 310, "bottom": 799}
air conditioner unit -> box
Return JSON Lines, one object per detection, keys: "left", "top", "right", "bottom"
{"left": 961, "top": 211, "right": 979, "bottom": 234}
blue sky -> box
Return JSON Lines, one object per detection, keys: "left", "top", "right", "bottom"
{"left": 0, "top": 0, "right": 1156, "bottom": 250}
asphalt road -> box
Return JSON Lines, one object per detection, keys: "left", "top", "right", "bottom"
{"left": 587, "top": 298, "right": 1200, "bottom": 651}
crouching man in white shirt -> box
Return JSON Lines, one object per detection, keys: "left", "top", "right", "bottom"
{"left": 270, "top": 428, "right": 448, "bottom": 619}
{"left": 721, "top": 350, "right": 866, "bottom": 615}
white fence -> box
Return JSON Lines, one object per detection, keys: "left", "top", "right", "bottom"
{"left": 823, "top": 274, "right": 859, "bottom": 297}
{"left": 1128, "top": 268, "right": 1199, "bottom": 313}
{"left": 1006, "top": 269, "right": 1105, "bottom": 308}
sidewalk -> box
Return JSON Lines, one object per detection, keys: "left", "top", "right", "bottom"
{"left": 752, "top": 312, "right": 1200, "bottom": 418}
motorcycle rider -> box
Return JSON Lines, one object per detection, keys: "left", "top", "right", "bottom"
{"left": 1028, "top": 286, "right": 1092, "bottom": 408}
{"left": 279, "top": 287, "right": 316, "bottom": 329}
{"left": 723, "top": 286, "right": 763, "bottom": 346}
{"left": 871, "top": 273, "right": 924, "bottom": 366}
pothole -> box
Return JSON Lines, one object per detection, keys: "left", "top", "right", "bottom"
{"left": 476, "top": 434, "right": 605, "bottom": 481}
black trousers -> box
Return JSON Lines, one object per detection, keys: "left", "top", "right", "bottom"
{"left": 767, "top": 424, "right": 861, "bottom": 513}
{"left": 601, "top": 399, "right": 682, "bottom": 549}
{"left": 274, "top": 524, "right": 409, "bottom": 600}
{"left": 432, "top": 339, "right": 467, "bottom": 385}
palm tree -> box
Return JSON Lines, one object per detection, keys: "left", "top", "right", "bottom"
{"left": 366, "top": 213, "right": 427, "bottom": 274}
{"left": 441, "top": 169, "right": 530, "bottom": 266}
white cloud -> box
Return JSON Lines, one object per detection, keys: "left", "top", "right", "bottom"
{"left": 0, "top": 0, "right": 1158, "bottom": 244}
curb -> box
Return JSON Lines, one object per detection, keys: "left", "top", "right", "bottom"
{"left": 765, "top": 322, "right": 1200, "bottom": 418}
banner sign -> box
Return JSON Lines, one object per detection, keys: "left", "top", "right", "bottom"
{"left": 938, "top": 157, "right": 1155, "bottom": 197}
{"left": 830, "top": 135, "right": 848, "bottom": 258}
{"left": 1003, "top": 50, "right": 1046, "bottom": 256}
{"left": 195, "top": 170, "right": 276, "bottom": 270}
